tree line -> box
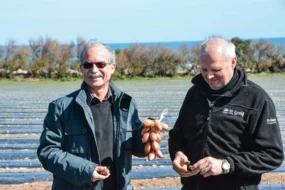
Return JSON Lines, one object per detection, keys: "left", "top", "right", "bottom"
{"left": 0, "top": 37, "right": 284, "bottom": 80}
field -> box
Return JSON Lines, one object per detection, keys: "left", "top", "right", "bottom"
{"left": 0, "top": 76, "right": 285, "bottom": 189}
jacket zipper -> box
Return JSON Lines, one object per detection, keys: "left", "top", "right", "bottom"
{"left": 84, "top": 102, "right": 101, "bottom": 165}
{"left": 115, "top": 93, "right": 123, "bottom": 190}
{"left": 79, "top": 102, "right": 101, "bottom": 164}
{"left": 78, "top": 102, "right": 101, "bottom": 188}
{"left": 196, "top": 99, "right": 214, "bottom": 190}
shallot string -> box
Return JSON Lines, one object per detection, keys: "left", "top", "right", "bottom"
{"left": 159, "top": 108, "right": 168, "bottom": 122}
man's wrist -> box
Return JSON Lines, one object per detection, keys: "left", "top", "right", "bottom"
{"left": 221, "top": 159, "right": 230, "bottom": 174}
{"left": 226, "top": 157, "right": 235, "bottom": 174}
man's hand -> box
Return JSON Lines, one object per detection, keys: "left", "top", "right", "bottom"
{"left": 190, "top": 157, "right": 223, "bottom": 178}
{"left": 91, "top": 166, "right": 110, "bottom": 182}
{"left": 172, "top": 151, "right": 193, "bottom": 177}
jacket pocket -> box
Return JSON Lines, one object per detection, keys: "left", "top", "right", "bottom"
{"left": 124, "top": 130, "right": 133, "bottom": 176}
{"left": 183, "top": 127, "right": 205, "bottom": 162}
{"left": 64, "top": 127, "right": 90, "bottom": 157}
{"left": 125, "top": 129, "right": 133, "bottom": 150}
{"left": 52, "top": 175, "right": 92, "bottom": 190}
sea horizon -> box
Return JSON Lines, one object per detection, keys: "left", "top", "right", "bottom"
{"left": 1, "top": 37, "right": 284, "bottom": 52}
{"left": 107, "top": 36, "right": 285, "bottom": 51}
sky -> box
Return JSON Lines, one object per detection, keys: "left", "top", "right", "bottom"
{"left": 0, "top": 0, "right": 285, "bottom": 45}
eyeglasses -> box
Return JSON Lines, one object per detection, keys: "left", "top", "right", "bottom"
{"left": 82, "top": 61, "right": 109, "bottom": 69}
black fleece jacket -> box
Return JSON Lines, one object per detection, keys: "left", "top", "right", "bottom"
{"left": 168, "top": 69, "right": 284, "bottom": 190}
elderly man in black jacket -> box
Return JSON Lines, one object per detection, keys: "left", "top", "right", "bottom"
{"left": 168, "top": 38, "right": 284, "bottom": 190}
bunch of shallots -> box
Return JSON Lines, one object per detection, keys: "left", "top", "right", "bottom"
{"left": 142, "top": 118, "right": 169, "bottom": 160}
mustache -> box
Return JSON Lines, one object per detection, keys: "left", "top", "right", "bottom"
{"left": 88, "top": 72, "right": 103, "bottom": 78}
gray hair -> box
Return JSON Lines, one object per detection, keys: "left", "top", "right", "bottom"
{"left": 199, "top": 38, "right": 236, "bottom": 62}
{"left": 79, "top": 40, "right": 116, "bottom": 65}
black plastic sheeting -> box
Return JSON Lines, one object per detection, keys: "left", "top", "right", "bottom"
{"left": 0, "top": 139, "right": 284, "bottom": 150}
{"left": 0, "top": 160, "right": 42, "bottom": 168}
{"left": 0, "top": 128, "right": 43, "bottom": 134}
{"left": 0, "top": 151, "right": 38, "bottom": 160}
{"left": 0, "top": 137, "right": 283, "bottom": 146}
{"left": 0, "top": 117, "right": 177, "bottom": 126}
{"left": 0, "top": 138, "right": 39, "bottom": 144}
{"left": 3, "top": 156, "right": 285, "bottom": 169}
{"left": 1, "top": 165, "right": 285, "bottom": 185}
{"left": 0, "top": 124, "right": 43, "bottom": 127}
{"left": 0, "top": 140, "right": 169, "bottom": 149}
{"left": 0, "top": 158, "right": 173, "bottom": 168}
{"left": 0, "top": 127, "right": 173, "bottom": 135}
{"left": 0, "top": 120, "right": 43, "bottom": 125}
{"left": 0, "top": 148, "right": 169, "bottom": 160}
{"left": 0, "top": 172, "right": 53, "bottom": 184}
{"left": 0, "top": 138, "right": 169, "bottom": 145}
{"left": 0, "top": 143, "right": 39, "bottom": 149}
{"left": 0, "top": 115, "right": 45, "bottom": 119}
{"left": 0, "top": 167, "right": 179, "bottom": 184}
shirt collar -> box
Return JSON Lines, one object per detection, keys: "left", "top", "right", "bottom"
{"left": 83, "top": 82, "right": 113, "bottom": 106}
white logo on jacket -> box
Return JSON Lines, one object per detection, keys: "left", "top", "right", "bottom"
{"left": 223, "top": 108, "right": 244, "bottom": 117}
{"left": 267, "top": 118, "right": 277, "bottom": 124}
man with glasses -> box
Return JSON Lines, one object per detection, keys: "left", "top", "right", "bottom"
{"left": 37, "top": 41, "right": 147, "bottom": 189}
{"left": 168, "top": 38, "right": 284, "bottom": 190}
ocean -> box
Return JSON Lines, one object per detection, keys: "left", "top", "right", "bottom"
{"left": 106, "top": 37, "right": 285, "bottom": 51}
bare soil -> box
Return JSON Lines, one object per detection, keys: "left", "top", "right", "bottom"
{"left": 1, "top": 173, "right": 285, "bottom": 190}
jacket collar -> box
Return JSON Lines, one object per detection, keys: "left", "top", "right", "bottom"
{"left": 81, "top": 82, "right": 113, "bottom": 106}
{"left": 76, "top": 81, "right": 122, "bottom": 106}
{"left": 192, "top": 68, "right": 247, "bottom": 98}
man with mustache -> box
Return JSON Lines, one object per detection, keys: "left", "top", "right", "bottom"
{"left": 168, "top": 38, "right": 284, "bottom": 190}
{"left": 37, "top": 41, "right": 146, "bottom": 189}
